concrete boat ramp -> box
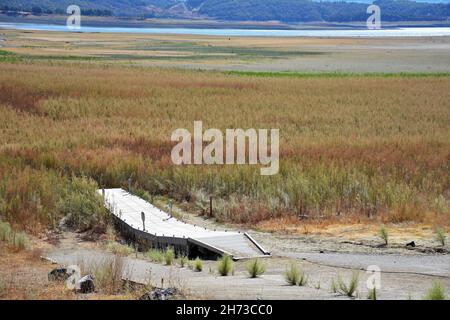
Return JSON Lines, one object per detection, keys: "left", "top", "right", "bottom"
{"left": 99, "top": 188, "right": 270, "bottom": 260}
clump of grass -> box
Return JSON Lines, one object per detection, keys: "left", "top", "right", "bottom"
{"left": 193, "top": 258, "right": 203, "bottom": 272}
{"left": 217, "top": 255, "right": 234, "bottom": 276}
{"left": 332, "top": 272, "right": 359, "bottom": 297}
{"left": 423, "top": 282, "right": 447, "bottom": 300}
{"left": 0, "top": 222, "right": 28, "bottom": 251}
{"left": 367, "top": 287, "right": 377, "bottom": 300}
{"left": 179, "top": 255, "right": 188, "bottom": 268}
{"left": 246, "top": 259, "right": 266, "bottom": 278}
{"left": 164, "top": 247, "right": 175, "bottom": 265}
{"left": 284, "top": 263, "right": 307, "bottom": 286}
{"left": 11, "top": 232, "right": 28, "bottom": 251}
{"left": 379, "top": 224, "right": 389, "bottom": 246}
{"left": 91, "top": 255, "right": 124, "bottom": 295}
{"left": 0, "top": 222, "right": 12, "bottom": 242}
{"left": 435, "top": 228, "right": 446, "bottom": 246}
{"left": 107, "top": 241, "right": 134, "bottom": 256}
{"left": 146, "top": 249, "right": 164, "bottom": 263}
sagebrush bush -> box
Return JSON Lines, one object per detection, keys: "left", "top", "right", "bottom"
{"left": 217, "top": 255, "right": 234, "bottom": 276}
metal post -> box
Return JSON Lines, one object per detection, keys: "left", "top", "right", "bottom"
{"left": 141, "top": 211, "right": 145, "bottom": 231}
{"left": 209, "top": 196, "right": 213, "bottom": 218}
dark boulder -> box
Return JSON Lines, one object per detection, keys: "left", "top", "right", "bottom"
{"left": 406, "top": 241, "right": 416, "bottom": 247}
{"left": 48, "top": 268, "right": 71, "bottom": 281}
{"left": 78, "top": 275, "right": 95, "bottom": 294}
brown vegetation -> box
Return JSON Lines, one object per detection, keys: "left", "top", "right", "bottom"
{"left": 0, "top": 60, "right": 449, "bottom": 233}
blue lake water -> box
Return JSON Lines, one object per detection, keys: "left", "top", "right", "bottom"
{"left": 0, "top": 22, "right": 450, "bottom": 37}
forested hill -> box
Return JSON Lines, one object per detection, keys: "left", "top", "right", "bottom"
{"left": 1, "top": 0, "right": 449, "bottom": 22}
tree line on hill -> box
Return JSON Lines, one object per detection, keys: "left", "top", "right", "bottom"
{"left": 0, "top": 0, "right": 449, "bottom": 22}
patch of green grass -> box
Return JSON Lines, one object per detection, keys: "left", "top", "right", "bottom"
{"left": 245, "top": 259, "right": 266, "bottom": 278}
{"left": 0, "top": 50, "right": 19, "bottom": 63}
{"left": 217, "top": 255, "right": 234, "bottom": 276}
{"left": 227, "top": 70, "right": 450, "bottom": 78}
{"left": 423, "top": 282, "right": 447, "bottom": 300}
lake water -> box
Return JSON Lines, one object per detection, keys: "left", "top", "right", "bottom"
{"left": 1, "top": 22, "right": 450, "bottom": 37}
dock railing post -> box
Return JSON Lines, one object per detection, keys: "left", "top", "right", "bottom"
{"left": 209, "top": 196, "right": 213, "bottom": 218}
{"left": 141, "top": 211, "right": 145, "bottom": 231}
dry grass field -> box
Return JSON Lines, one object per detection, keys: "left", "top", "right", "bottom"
{"left": 0, "top": 53, "right": 449, "bottom": 234}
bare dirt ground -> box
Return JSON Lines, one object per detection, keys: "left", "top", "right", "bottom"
{"left": 43, "top": 229, "right": 449, "bottom": 300}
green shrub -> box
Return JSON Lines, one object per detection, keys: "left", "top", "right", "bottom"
{"left": 58, "top": 176, "right": 106, "bottom": 230}
{"left": 193, "top": 258, "right": 203, "bottom": 272}
{"left": 423, "top": 282, "right": 447, "bottom": 300}
{"left": 246, "top": 259, "right": 266, "bottom": 278}
{"left": 164, "top": 247, "right": 175, "bottom": 265}
{"left": 217, "top": 255, "right": 234, "bottom": 276}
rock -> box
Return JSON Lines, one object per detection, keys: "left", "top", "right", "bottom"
{"left": 406, "top": 241, "right": 416, "bottom": 247}
{"left": 48, "top": 268, "right": 72, "bottom": 281}
{"left": 65, "top": 265, "right": 81, "bottom": 290}
{"left": 77, "top": 275, "right": 95, "bottom": 294}
{"left": 140, "top": 287, "right": 178, "bottom": 300}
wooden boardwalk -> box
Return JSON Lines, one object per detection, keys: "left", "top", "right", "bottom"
{"left": 100, "top": 188, "right": 270, "bottom": 260}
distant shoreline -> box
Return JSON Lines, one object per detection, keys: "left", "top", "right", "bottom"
{"left": 1, "top": 14, "right": 450, "bottom": 31}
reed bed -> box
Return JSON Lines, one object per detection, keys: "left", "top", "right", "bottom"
{"left": 0, "top": 61, "right": 449, "bottom": 232}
